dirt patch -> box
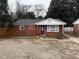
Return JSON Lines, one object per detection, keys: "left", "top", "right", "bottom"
{"left": 0, "top": 38, "right": 79, "bottom": 59}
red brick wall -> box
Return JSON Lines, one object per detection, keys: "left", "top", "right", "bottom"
{"left": 73, "top": 24, "right": 79, "bottom": 33}
{"left": 11, "top": 25, "right": 63, "bottom": 37}
{"left": 8, "top": 25, "right": 37, "bottom": 36}
{"left": 0, "top": 25, "right": 63, "bottom": 37}
{"left": 46, "top": 25, "right": 63, "bottom": 36}
{"left": 45, "top": 32, "right": 58, "bottom": 36}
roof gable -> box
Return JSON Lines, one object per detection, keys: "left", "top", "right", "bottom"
{"left": 73, "top": 18, "right": 79, "bottom": 24}
{"left": 13, "top": 19, "right": 41, "bottom": 25}
{"left": 35, "top": 18, "right": 66, "bottom": 25}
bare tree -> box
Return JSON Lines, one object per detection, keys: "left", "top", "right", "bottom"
{"left": 15, "top": 0, "right": 31, "bottom": 19}
{"left": 33, "top": 4, "right": 45, "bottom": 18}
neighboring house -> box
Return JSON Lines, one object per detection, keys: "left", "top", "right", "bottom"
{"left": 73, "top": 18, "right": 79, "bottom": 35}
{"left": 0, "top": 18, "right": 66, "bottom": 37}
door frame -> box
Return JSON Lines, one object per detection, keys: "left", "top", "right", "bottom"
{"left": 40, "top": 25, "right": 46, "bottom": 35}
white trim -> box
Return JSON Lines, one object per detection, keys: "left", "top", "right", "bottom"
{"left": 19, "top": 25, "right": 25, "bottom": 30}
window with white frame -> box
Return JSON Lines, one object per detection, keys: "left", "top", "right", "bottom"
{"left": 47, "top": 25, "right": 59, "bottom": 32}
{"left": 19, "top": 25, "right": 25, "bottom": 30}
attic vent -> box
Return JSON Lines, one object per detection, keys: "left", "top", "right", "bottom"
{"left": 48, "top": 19, "right": 51, "bottom": 22}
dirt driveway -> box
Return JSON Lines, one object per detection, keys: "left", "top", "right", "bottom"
{"left": 0, "top": 38, "right": 79, "bottom": 59}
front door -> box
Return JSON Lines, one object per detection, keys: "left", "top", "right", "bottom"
{"left": 40, "top": 25, "right": 46, "bottom": 35}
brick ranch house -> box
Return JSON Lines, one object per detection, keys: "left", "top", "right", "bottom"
{"left": 73, "top": 18, "right": 79, "bottom": 35}
{"left": 0, "top": 18, "right": 66, "bottom": 37}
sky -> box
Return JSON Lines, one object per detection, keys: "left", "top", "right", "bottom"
{"left": 8, "top": 0, "right": 51, "bottom": 12}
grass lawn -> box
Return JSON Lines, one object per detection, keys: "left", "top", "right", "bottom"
{"left": 0, "top": 37, "right": 79, "bottom": 59}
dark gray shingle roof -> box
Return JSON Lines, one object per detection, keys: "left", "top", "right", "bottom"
{"left": 13, "top": 19, "right": 42, "bottom": 25}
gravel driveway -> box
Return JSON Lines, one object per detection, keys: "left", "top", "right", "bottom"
{"left": 0, "top": 38, "right": 79, "bottom": 59}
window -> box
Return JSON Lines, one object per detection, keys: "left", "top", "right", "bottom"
{"left": 19, "top": 25, "right": 25, "bottom": 30}
{"left": 47, "top": 25, "right": 59, "bottom": 32}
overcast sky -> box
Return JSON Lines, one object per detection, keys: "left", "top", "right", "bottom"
{"left": 8, "top": 0, "right": 51, "bottom": 12}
